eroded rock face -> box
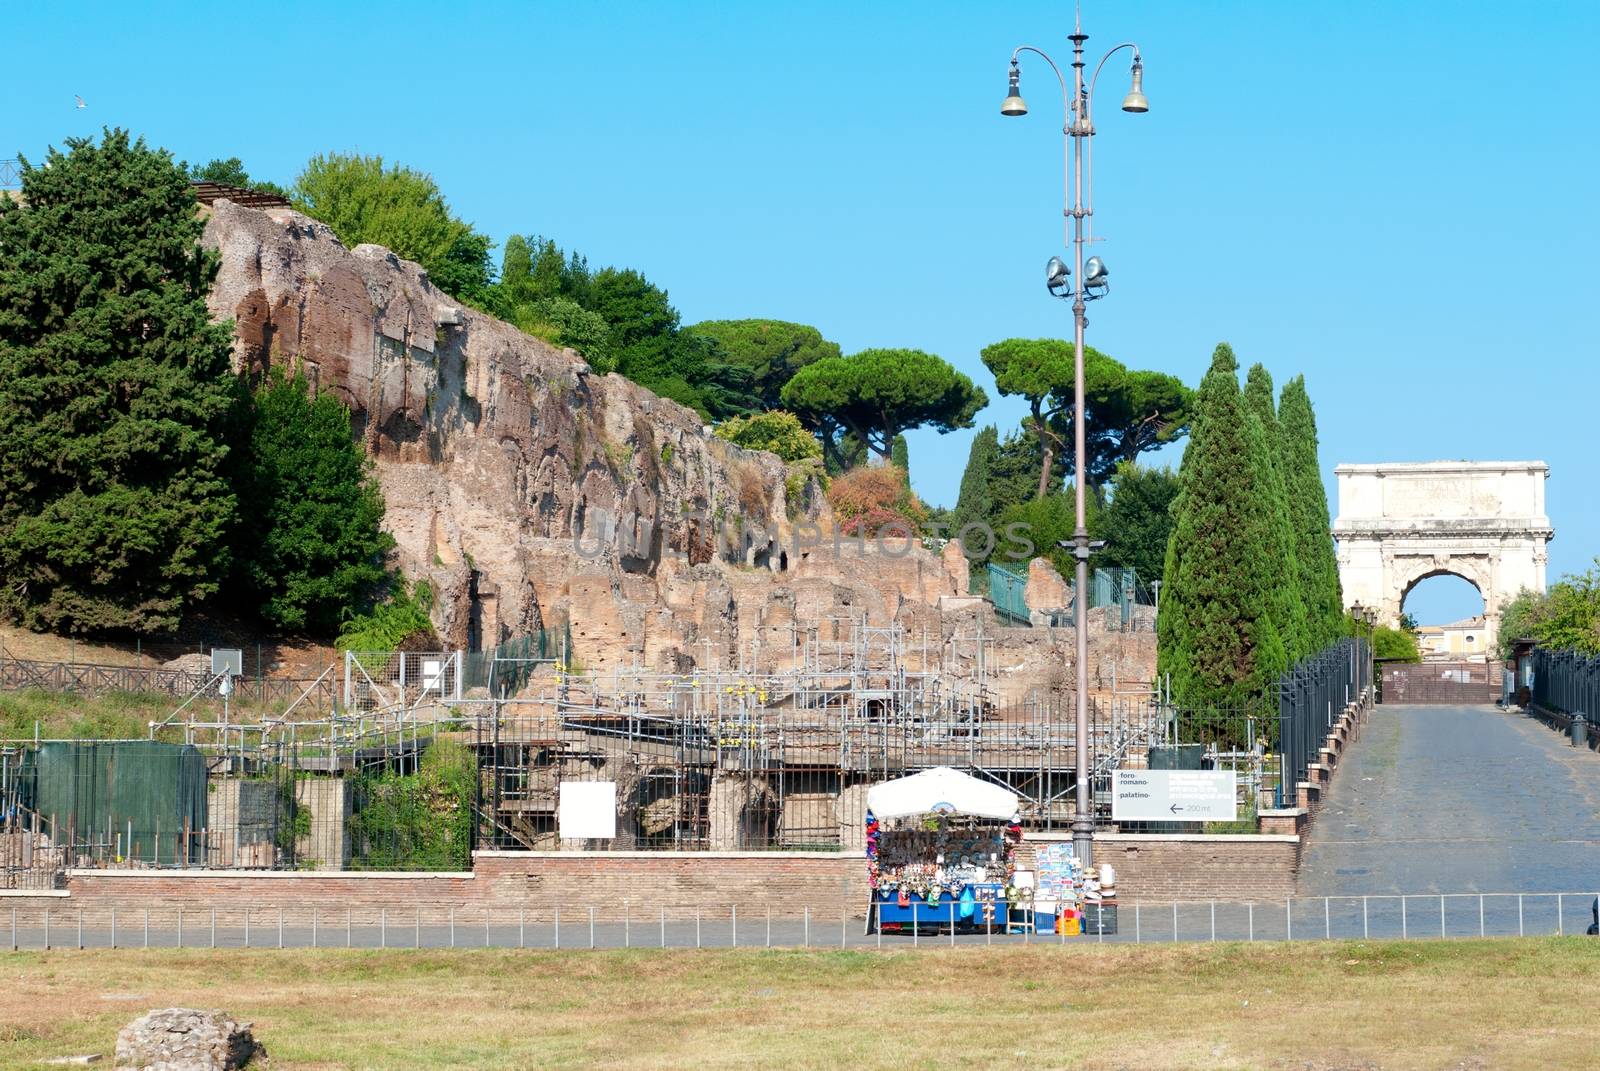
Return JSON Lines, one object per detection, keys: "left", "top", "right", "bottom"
{"left": 202, "top": 203, "right": 968, "bottom": 667}
{"left": 200, "top": 202, "right": 1156, "bottom": 692}
{"left": 114, "top": 1008, "right": 259, "bottom": 1071}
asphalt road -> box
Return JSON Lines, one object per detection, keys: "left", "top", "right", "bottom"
{"left": 1298, "top": 703, "right": 1600, "bottom": 896}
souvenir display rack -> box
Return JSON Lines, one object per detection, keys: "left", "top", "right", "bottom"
{"left": 866, "top": 809, "right": 1024, "bottom": 932}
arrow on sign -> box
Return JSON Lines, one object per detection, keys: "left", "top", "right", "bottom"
{"left": 1169, "top": 804, "right": 1183, "bottom": 814}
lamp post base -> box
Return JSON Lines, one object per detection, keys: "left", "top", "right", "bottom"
{"left": 1072, "top": 817, "right": 1094, "bottom": 868}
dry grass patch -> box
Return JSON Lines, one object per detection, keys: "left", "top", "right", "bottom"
{"left": 0, "top": 940, "right": 1596, "bottom": 1069}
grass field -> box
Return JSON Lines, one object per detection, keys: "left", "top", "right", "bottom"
{"left": 2, "top": 940, "right": 1598, "bottom": 1069}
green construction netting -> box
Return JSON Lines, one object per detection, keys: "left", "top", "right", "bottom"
{"left": 25, "top": 741, "right": 208, "bottom": 865}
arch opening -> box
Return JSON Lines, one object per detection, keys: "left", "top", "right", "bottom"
{"left": 1401, "top": 571, "right": 1487, "bottom": 662}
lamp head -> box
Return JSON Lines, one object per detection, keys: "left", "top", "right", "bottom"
{"left": 1121, "top": 57, "right": 1149, "bottom": 114}
{"left": 1001, "top": 61, "right": 1028, "bottom": 117}
{"left": 1045, "top": 255, "right": 1071, "bottom": 297}
{"left": 1080, "top": 256, "right": 1109, "bottom": 301}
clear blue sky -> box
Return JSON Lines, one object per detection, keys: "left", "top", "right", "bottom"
{"left": 8, "top": 1, "right": 1598, "bottom": 624}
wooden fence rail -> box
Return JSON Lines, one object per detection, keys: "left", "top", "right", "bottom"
{"left": 0, "top": 656, "right": 336, "bottom": 711}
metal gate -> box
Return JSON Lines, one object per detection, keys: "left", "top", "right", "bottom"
{"left": 1380, "top": 661, "right": 1499, "bottom": 704}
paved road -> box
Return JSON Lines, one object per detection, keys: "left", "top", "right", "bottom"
{"left": 1299, "top": 703, "right": 1600, "bottom": 895}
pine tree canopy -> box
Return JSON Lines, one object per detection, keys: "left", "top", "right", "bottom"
{"left": 1157, "top": 344, "right": 1288, "bottom": 706}
{"left": 0, "top": 129, "right": 238, "bottom": 634}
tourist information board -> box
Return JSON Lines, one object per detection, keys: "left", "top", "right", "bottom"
{"left": 1111, "top": 769, "right": 1237, "bottom": 822}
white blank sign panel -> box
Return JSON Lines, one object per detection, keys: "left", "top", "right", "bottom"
{"left": 559, "top": 781, "right": 618, "bottom": 839}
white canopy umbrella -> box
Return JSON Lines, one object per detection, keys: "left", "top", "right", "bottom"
{"left": 867, "top": 767, "right": 1019, "bottom": 821}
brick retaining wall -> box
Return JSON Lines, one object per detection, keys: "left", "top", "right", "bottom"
{"left": 32, "top": 834, "right": 1298, "bottom": 920}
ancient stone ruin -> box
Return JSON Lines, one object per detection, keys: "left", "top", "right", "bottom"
{"left": 114, "top": 1008, "right": 260, "bottom": 1071}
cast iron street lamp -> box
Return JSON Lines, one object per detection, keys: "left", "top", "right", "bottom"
{"left": 1003, "top": 12, "right": 1146, "bottom": 868}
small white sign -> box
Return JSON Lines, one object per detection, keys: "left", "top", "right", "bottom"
{"left": 422, "top": 659, "right": 444, "bottom": 693}
{"left": 559, "top": 781, "right": 618, "bottom": 840}
{"left": 1112, "top": 769, "right": 1237, "bottom": 822}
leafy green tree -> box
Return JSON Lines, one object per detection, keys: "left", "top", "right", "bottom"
{"left": 980, "top": 338, "right": 1193, "bottom": 497}
{"left": 587, "top": 268, "right": 758, "bottom": 419}
{"left": 1371, "top": 623, "right": 1422, "bottom": 663}
{"left": 1158, "top": 344, "right": 1290, "bottom": 706}
{"left": 780, "top": 349, "right": 987, "bottom": 464}
{"left": 1095, "top": 463, "right": 1180, "bottom": 584}
{"left": 291, "top": 153, "right": 493, "bottom": 307}
{"left": 991, "top": 427, "right": 1058, "bottom": 513}
{"left": 1243, "top": 364, "right": 1310, "bottom": 662}
{"left": 996, "top": 492, "right": 1091, "bottom": 579}
{"left": 1094, "top": 365, "right": 1193, "bottom": 470}
{"left": 714, "top": 410, "right": 822, "bottom": 462}
{"left": 187, "top": 157, "right": 287, "bottom": 196}
{"left": 684, "top": 320, "right": 842, "bottom": 410}
{"left": 189, "top": 156, "right": 252, "bottom": 185}
{"left": 234, "top": 369, "right": 393, "bottom": 634}
{"left": 980, "top": 337, "right": 1076, "bottom": 499}
{"left": 0, "top": 129, "right": 238, "bottom": 634}
{"left": 1278, "top": 376, "right": 1345, "bottom": 651}
{"left": 1497, "top": 564, "right": 1600, "bottom": 657}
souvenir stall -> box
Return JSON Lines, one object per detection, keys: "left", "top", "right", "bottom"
{"left": 865, "top": 767, "right": 1025, "bottom": 934}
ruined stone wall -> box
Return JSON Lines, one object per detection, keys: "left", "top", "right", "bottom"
{"left": 200, "top": 201, "right": 1156, "bottom": 693}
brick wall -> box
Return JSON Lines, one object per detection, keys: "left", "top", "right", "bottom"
{"left": 34, "top": 833, "right": 1298, "bottom": 921}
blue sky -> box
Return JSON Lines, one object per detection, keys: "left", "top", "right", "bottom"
{"left": 8, "top": 1, "right": 1597, "bottom": 624}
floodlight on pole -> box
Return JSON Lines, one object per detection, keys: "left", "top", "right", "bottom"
{"left": 1046, "top": 256, "right": 1072, "bottom": 297}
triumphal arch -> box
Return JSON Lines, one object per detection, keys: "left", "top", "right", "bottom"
{"left": 1332, "top": 461, "right": 1553, "bottom": 651}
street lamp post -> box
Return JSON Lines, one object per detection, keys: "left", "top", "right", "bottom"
{"left": 1003, "top": 12, "right": 1146, "bottom": 868}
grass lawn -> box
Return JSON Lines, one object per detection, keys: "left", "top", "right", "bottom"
{"left": 2, "top": 940, "right": 1597, "bottom": 1069}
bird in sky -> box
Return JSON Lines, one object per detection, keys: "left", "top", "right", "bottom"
{"left": 74, "top": 95, "right": 86, "bottom": 109}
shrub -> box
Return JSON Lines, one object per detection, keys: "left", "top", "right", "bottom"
{"left": 336, "top": 578, "right": 437, "bottom": 652}
{"left": 827, "top": 466, "right": 927, "bottom": 536}
{"left": 714, "top": 410, "right": 822, "bottom": 463}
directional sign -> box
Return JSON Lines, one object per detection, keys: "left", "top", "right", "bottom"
{"left": 1111, "top": 769, "right": 1237, "bottom": 822}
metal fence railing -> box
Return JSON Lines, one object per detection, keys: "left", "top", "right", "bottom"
{"left": 986, "top": 564, "right": 1030, "bottom": 624}
{"left": 1277, "top": 637, "right": 1370, "bottom": 807}
{"left": 1530, "top": 648, "right": 1600, "bottom": 720}
{"left": 4, "top": 890, "right": 1596, "bottom": 951}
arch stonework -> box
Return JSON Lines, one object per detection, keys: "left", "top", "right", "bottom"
{"left": 1332, "top": 461, "right": 1552, "bottom": 652}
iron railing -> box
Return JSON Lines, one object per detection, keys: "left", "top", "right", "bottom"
{"left": 1530, "top": 648, "right": 1600, "bottom": 719}
{"left": 1277, "top": 637, "right": 1370, "bottom": 807}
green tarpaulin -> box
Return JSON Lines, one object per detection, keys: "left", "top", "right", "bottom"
{"left": 25, "top": 741, "right": 208, "bottom": 865}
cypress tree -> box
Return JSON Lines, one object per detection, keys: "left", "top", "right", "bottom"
{"left": 950, "top": 425, "right": 999, "bottom": 548}
{"left": 1158, "top": 345, "right": 1288, "bottom": 706}
{"left": 0, "top": 129, "right": 237, "bottom": 633}
{"left": 1279, "top": 376, "right": 1344, "bottom": 650}
{"left": 1243, "top": 364, "right": 1310, "bottom": 663}
{"left": 234, "top": 369, "right": 393, "bottom": 635}
{"left": 890, "top": 434, "right": 910, "bottom": 480}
